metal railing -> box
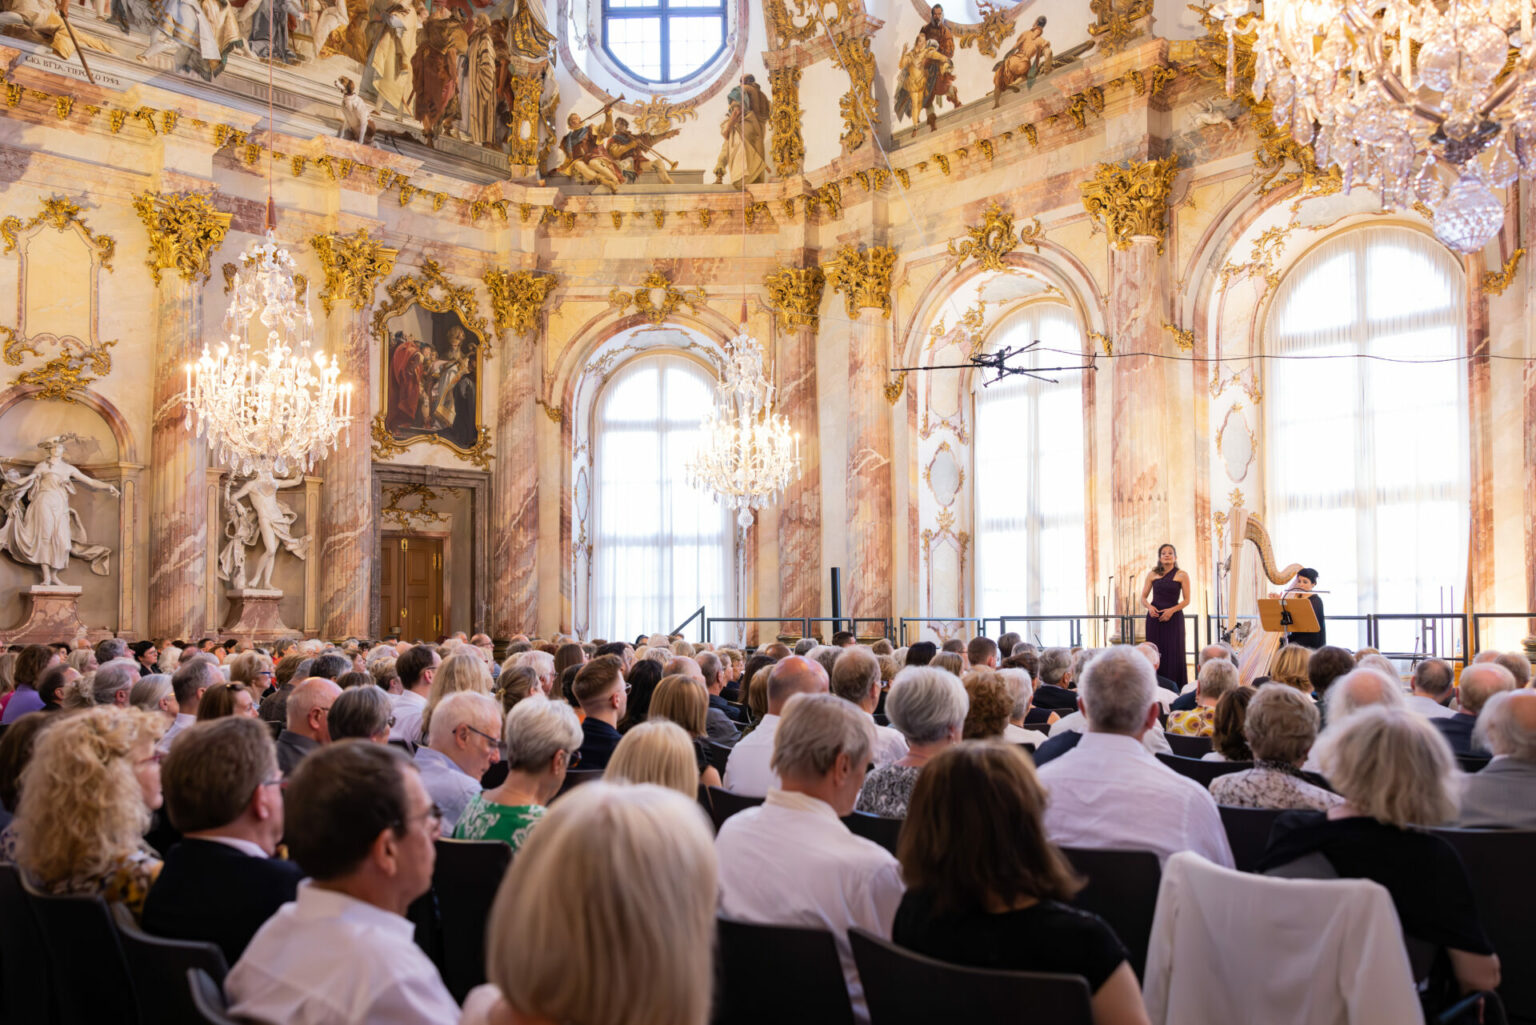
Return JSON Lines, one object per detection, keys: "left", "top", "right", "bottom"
{"left": 1471, "top": 613, "right": 1536, "bottom": 655}
{"left": 704, "top": 617, "right": 807, "bottom": 644}
{"left": 806, "top": 617, "right": 893, "bottom": 641}
{"left": 899, "top": 617, "right": 987, "bottom": 646}
{"left": 1371, "top": 613, "right": 1468, "bottom": 666}
{"left": 671, "top": 606, "right": 705, "bottom": 640}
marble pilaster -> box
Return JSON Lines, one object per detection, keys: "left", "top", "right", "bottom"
{"left": 777, "top": 321, "right": 821, "bottom": 628}
{"left": 847, "top": 307, "right": 893, "bottom": 624}
{"left": 493, "top": 326, "right": 540, "bottom": 637}
{"left": 317, "top": 307, "right": 374, "bottom": 639}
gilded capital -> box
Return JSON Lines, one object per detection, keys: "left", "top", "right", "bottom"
{"left": 1079, "top": 156, "right": 1180, "bottom": 252}
{"left": 132, "top": 192, "right": 232, "bottom": 285}
{"left": 310, "top": 228, "right": 399, "bottom": 315}
{"left": 484, "top": 268, "right": 558, "bottom": 336}
{"left": 825, "top": 243, "right": 897, "bottom": 319}
{"left": 763, "top": 264, "right": 825, "bottom": 332}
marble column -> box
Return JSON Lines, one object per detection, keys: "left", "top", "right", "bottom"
{"left": 136, "top": 192, "right": 230, "bottom": 639}
{"left": 311, "top": 229, "right": 397, "bottom": 639}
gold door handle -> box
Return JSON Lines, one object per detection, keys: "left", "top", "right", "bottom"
{"left": 400, "top": 608, "right": 408, "bottom": 620}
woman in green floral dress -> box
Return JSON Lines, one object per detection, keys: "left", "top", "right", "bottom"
{"left": 454, "top": 695, "right": 583, "bottom": 852}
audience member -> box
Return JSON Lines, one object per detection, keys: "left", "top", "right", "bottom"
{"left": 228, "top": 651, "right": 275, "bottom": 701}
{"left": 1458, "top": 690, "right": 1536, "bottom": 828}
{"left": 0, "top": 644, "right": 60, "bottom": 724}
{"left": 573, "top": 655, "right": 628, "bottom": 769}
{"left": 461, "top": 782, "right": 717, "bottom": 1025}
{"left": 997, "top": 632, "right": 1022, "bottom": 658}
{"left": 905, "top": 641, "right": 937, "bottom": 667}
{"left": 455, "top": 696, "right": 581, "bottom": 850}
{"left": 1169, "top": 644, "right": 1233, "bottom": 711}
{"left": 831, "top": 646, "right": 908, "bottom": 766}
{"left": 414, "top": 690, "right": 502, "bottom": 831}
{"left": 91, "top": 660, "right": 138, "bottom": 708}
{"left": 417, "top": 651, "right": 494, "bottom": 746}
{"left": 931, "top": 651, "right": 964, "bottom": 677}
{"left": 10, "top": 707, "right": 166, "bottom": 919}
{"left": 857, "top": 666, "right": 968, "bottom": 820}
{"left": 1210, "top": 685, "right": 1339, "bottom": 810}
{"left": 1166, "top": 658, "right": 1239, "bottom": 737}
{"left": 275, "top": 677, "right": 341, "bottom": 776}
{"left": 723, "top": 655, "right": 829, "bottom": 795}
{"left": 1032, "top": 647, "right": 1079, "bottom": 710}
{"left": 1432, "top": 662, "right": 1516, "bottom": 758}
{"left": 966, "top": 636, "right": 999, "bottom": 670}
{"left": 1136, "top": 641, "right": 1180, "bottom": 694}
{"left": 225, "top": 742, "right": 458, "bottom": 1024}
{"left": 163, "top": 656, "right": 220, "bottom": 750}
{"left": 895, "top": 742, "right": 1149, "bottom": 1025}
{"left": 1493, "top": 652, "right": 1532, "bottom": 689}
{"left": 258, "top": 653, "right": 305, "bottom": 722}
{"left": 997, "top": 667, "right": 1042, "bottom": 746}
{"left": 129, "top": 674, "right": 178, "bottom": 721}
{"left": 1205, "top": 686, "right": 1253, "bottom": 762}
{"left": 306, "top": 652, "right": 351, "bottom": 683}
{"left": 1323, "top": 667, "right": 1407, "bottom": 725}
{"left": 391, "top": 644, "right": 439, "bottom": 746}
{"left": 716, "top": 693, "right": 902, "bottom": 1022}
{"left": 1258, "top": 707, "right": 1498, "bottom": 998}
{"left": 1306, "top": 645, "right": 1356, "bottom": 704}
{"left": 511, "top": 649, "right": 557, "bottom": 696}
{"left": 328, "top": 684, "right": 394, "bottom": 742}
{"left": 41, "top": 663, "right": 84, "bottom": 711}
{"left": 647, "top": 674, "right": 723, "bottom": 787}
{"left": 141, "top": 717, "right": 301, "bottom": 962}
{"left": 1037, "top": 646, "right": 1233, "bottom": 867}
{"left": 960, "top": 669, "right": 1011, "bottom": 740}
{"left": 68, "top": 646, "right": 99, "bottom": 677}
{"left": 196, "top": 681, "right": 258, "bottom": 721}
{"left": 1407, "top": 659, "right": 1457, "bottom": 720}
{"left": 0, "top": 711, "right": 49, "bottom": 831}
{"left": 131, "top": 640, "right": 160, "bottom": 676}
{"left": 1267, "top": 644, "right": 1313, "bottom": 693}
{"left": 609, "top": 720, "right": 702, "bottom": 797}
{"left": 698, "top": 651, "right": 742, "bottom": 742}
{"left": 494, "top": 663, "right": 542, "bottom": 715}
{"left": 793, "top": 637, "right": 817, "bottom": 656}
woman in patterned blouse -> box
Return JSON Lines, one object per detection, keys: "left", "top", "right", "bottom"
{"left": 10, "top": 706, "right": 167, "bottom": 920}
{"left": 1210, "top": 683, "right": 1342, "bottom": 811}
{"left": 856, "top": 666, "right": 969, "bottom": 819}
{"left": 455, "top": 695, "right": 582, "bottom": 852}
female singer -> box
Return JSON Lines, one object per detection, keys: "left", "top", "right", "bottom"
{"left": 1142, "top": 544, "right": 1190, "bottom": 687}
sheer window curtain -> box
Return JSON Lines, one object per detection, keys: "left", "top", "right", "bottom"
{"left": 1264, "top": 225, "right": 1468, "bottom": 636}
{"left": 973, "top": 303, "right": 1088, "bottom": 646}
{"left": 591, "top": 354, "right": 733, "bottom": 642}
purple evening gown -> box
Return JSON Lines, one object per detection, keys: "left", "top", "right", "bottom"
{"left": 1145, "top": 570, "right": 1187, "bottom": 687}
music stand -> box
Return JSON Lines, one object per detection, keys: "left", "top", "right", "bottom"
{"left": 1257, "top": 596, "right": 1319, "bottom": 639}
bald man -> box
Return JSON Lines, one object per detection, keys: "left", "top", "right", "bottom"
{"left": 276, "top": 677, "right": 341, "bottom": 776}
{"left": 1459, "top": 691, "right": 1536, "bottom": 827}
{"left": 1434, "top": 663, "right": 1517, "bottom": 758}
{"left": 723, "top": 655, "right": 829, "bottom": 796}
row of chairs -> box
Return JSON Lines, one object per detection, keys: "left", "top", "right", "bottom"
{"left": 1162, "top": 727, "right": 1493, "bottom": 773}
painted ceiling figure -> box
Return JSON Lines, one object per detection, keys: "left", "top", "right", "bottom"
{"left": 362, "top": 0, "right": 421, "bottom": 116}
{"left": 608, "top": 116, "right": 679, "bottom": 184}
{"left": 504, "top": 0, "right": 554, "bottom": 60}
{"left": 895, "top": 38, "right": 955, "bottom": 133}
{"left": 994, "top": 16, "right": 1052, "bottom": 105}
{"left": 411, "top": 5, "right": 467, "bottom": 142}
{"left": 918, "top": 5, "right": 959, "bottom": 110}
{"left": 555, "top": 101, "right": 624, "bottom": 192}
{"left": 459, "top": 14, "right": 497, "bottom": 146}
{"left": 714, "top": 73, "right": 769, "bottom": 186}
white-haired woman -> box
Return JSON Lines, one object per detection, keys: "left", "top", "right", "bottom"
{"left": 454, "top": 696, "right": 583, "bottom": 852}
{"left": 997, "top": 667, "right": 1049, "bottom": 747}
{"left": 129, "top": 674, "right": 178, "bottom": 723}
{"left": 855, "top": 666, "right": 969, "bottom": 818}
{"left": 1211, "top": 684, "right": 1340, "bottom": 811}
{"left": 1258, "top": 706, "right": 1499, "bottom": 999}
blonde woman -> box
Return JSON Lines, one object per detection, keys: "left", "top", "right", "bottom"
{"left": 462, "top": 782, "right": 717, "bottom": 1025}
{"left": 11, "top": 706, "right": 166, "bottom": 920}
{"left": 455, "top": 698, "right": 582, "bottom": 852}
{"left": 67, "top": 647, "right": 98, "bottom": 676}
{"left": 228, "top": 651, "right": 276, "bottom": 701}
{"left": 608, "top": 721, "right": 700, "bottom": 797}
{"left": 646, "top": 674, "right": 722, "bottom": 788}
{"left": 1268, "top": 644, "right": 1313, "bottom": 693}
{"left": 0, "top": 651, "right": 16, "bottom": 700}
{"left": 416, "top": 650, "right": 493, "bottom": 746}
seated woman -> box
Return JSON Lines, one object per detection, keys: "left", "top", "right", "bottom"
{"left": 645, "top": 675, "right": 723, "bottom": 788}
{"left": 961, "top": 670, "right": 1012, "bottom": 741}
{"left": 1211, "top": 685, "right": 1337, "bottom": 809}
{"left": 856, "top": 667, "right": 968, "bottom": 819}
{"left": 494, "top": 663, "right": 543, "bottom": 715}
{"left": 894, "top": 742, "right": 1149, "bottom": 1025}
{"left": 227, "top": 651, "right": 275, "bottom": 703}
{"left": 1257, "top": 706, "right": 1499, "bottom": 998}
{"left": 1268, "top": 644, "right": 1314, "bottom": 694}
{"left": 327, "top": 685, "right": 393, "bottom": 743}
{"left": 1202, "top": 687, "right": 1254, "bottom": 762}
{"left": 608, "top": 720, "right": 700, "bottom": 798}
{"left": 461, "top": 781, "right": 716, "bottom": 1025}
{"left": 129, "top": 674, "right": 178, "bottom": 723}
{"left": 10, "top": 706, "right": 166, "bottom": 920}
{"left": 195, "top": 682, "right": 258, "bottom": 721}
{"left": 454, "top": 696, "right": 582, "bottom": 852}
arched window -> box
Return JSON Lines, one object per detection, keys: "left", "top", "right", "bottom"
{"left": 591, "top": 352, "right": 733, "bottom": 640}
{"left": 1264, "top": 225, "right": 1467, "bottom": 638}
{"left": 973, "top": 303, "right": 1088, "bottom": 643}
{"left": 601, "top": 0, "right": 727, "bottom": 84}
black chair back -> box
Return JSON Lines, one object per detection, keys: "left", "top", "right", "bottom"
{"left": 714, "top": 917, "right": 854, "bottom": 1025}
{"left": 1060, "top": 846, "right": 1160, "bottom": 980}
{"left": 185, "top": 967, "right": 240, "bottom": 1025}
{"left": 110, "top": 902, "right": 228, "bottom": 1025}
{"left": 1456, "top": 754, "right": 1491, "bottom": 774}
{"left": 19, "top": 876, "right": 138, "bottom": 1025}
{"left": 1430, "top": 828, "right": 1536, "bottom": 1023}
{"left": 433, "top": 838, "right": 513, "bottom": 1003}
{"left": 1164, "top": 732, "right": 1214, "bottom": 758}
{"left": 842, "top": 812, "right": 901, "bottom": 854}
{"left": 703, "top": 786, "right": 765, "bottom": 833}
{"left": 848, "top": 927, "right": 1094, "bottom": 1025}
{"left": 873, "top": 713, "right": 890, "bottom": 727}
{"left": 702, "top": 740, "right": 732, "bottom": 775}
{"left": 1155, "top": 752, "right": 1253, "bottom": 788}
{"left": 0, "top": 861, "right": 56, "bottom": 1025}
{"left": 554, "top": 768, "right": 604, "bottom": 798}
{"left": 1218, "top": 804, "right": 1284, "bottom": 873}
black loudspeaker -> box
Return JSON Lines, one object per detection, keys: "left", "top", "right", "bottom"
{"left": 830, "top": 567, "right": 842, "bottom": 634}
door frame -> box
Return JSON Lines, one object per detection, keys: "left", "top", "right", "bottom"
{"left": 370, "top": 464, "right": 491, "bottom": 639}
{"left": 380, "top": 530, "right": 452, "bottom": 639}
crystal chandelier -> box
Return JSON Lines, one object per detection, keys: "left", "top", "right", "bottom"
{"left": 185, "top": 232, "right": 352, "bottom": 476}
{"left": 686, "top": 332, "right": 800, "bottom": 531}
{"left": 1215, "top": 0, "right": 1536, "bottom": 251}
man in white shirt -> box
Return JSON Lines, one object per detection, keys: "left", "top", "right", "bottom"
{"left": 161, "top": 656, "right": 220, "bottom": 752}
{"left": 226, "top": 741, "right": 458, "bottom": 1025}
{"left": 829, "top": 646, "right": 908, "bottom": 766}
{"left": 724, "top": 655, "right": 828, "bottom": 795}
{"left": 1406, "top": 658, "right": 1457, "bottom": 720}
{"left": 390, "top": 645, "right": 439, "bottom": 748}
{"left": 1037, "top": 645, "right": 1233, "bottom": 868}
{"left": 413, "top": 691, "right": 501, "bottom": 831}
{"left": 716, "top": 693, "right": 904, "bottom": 1024}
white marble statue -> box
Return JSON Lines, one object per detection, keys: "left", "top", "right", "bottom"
{"left": 218, "top": 466, "right": 310, "bottom": 592}
{"left": 0, "top": 434, "right": 119, "bottom": 587}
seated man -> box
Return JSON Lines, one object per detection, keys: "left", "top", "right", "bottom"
{"left": 1165, "top": 658, "right": 1239, "bottom": 737}
{"left": 390, "top": 645, "right": 439, "bottom": 748}
{"left": 715, "top": 693, "right": 904, "bottom": 1022}
{"left": 1169, "top": 644, "right": 1232, "bottom": 711}
{"left": 276, "top": 678, "right": 341, "bottom": 776}
{"left": 1036, "top": 646, "right": 1233, "bottom": 867}
{"left": 142, "top": 718, "right": 302, "bottom": 963}
{"left": 162, "top": 656, "right": 220, "bottom": 751}
{"left": 572, "top": 655, "right": 627, "bottom": 769}
{"left": 1136, "top": 641, "right": 1181, "bottom": 694}
{"left": 1433, "top": 663, "right": 1517, "bottom": 758}
{"left": 1029, "top": 647, "right": 1080, "bottom": 711}
{"left": 723, "top": 655, "right": 828, "bottom": 796}
{"left": 1459, "top": 691, "right": 1536, "bottom": 828}
{"left": 1406, "top": 658, "right": 1457, "bottom": 720}
{"left": 413, "top": 691, "right": 501, "bottom": 831}
{"left": 830, "top": 646, "right": 908, "bottom": 767}
{"left": 697, "top": 651, "right": 743, "bottom": 741}
{"left": 225, "top": 742, "right": 457, "bottom": 1024}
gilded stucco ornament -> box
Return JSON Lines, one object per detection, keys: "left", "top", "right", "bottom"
{"left": 1163, "top": 322, "right": 1195, "bottom": 352}
{"left": 763, "top": 264, "right": 826, "bottom": 332}
{"left": 768, "top": 67, "right": 806, "bottom": 178}
{"left": 825, "top": 243, "right": 897, "bottom": 319}
{"left": 608, "top": 270, "right": 707, "bottom": 326}
{"left": 1079, "top": 156, "right": 1180, "bottom": 252}
{"left": 1, "top": 197, "right": 116, "bottom": 270}
{"left": 1482, "top": 249, "right": 1524, "bottom": 297}
{"left": 132, "top": 192, "right": 231, "bottom": 285}
{"left": 310, "top": 228, "right": 399, "bottom": 315}
{"left": 831, "top": 31, "right": 879, "bottom": 153}
{"left": 1087, "top": 0, "right": 1153, "bottom": 54}
{"left": 763, "top": 0, "right": 861, "bottom": 48}
{"left": 484, "top": 269, "right": 558, "bottom": 336}
{"left": 946, "top": 202, "right": 1040, "bottom": 272}
{"left": 954, "top": 0, "right": 1019, "bottom": 57}
{"left": 380, "top": 482, "right": 460, "bottom": 533}
{"left": 885, "top": 371, "right": 908, "bottom": 404}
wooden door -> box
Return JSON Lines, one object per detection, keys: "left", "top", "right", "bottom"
{"left": 380, "top": 533, "right": 445, "bottom": 640}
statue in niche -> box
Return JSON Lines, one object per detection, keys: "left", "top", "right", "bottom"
{"left": 459, "top": 15, "right": 498, "bottom": 146}
{"left": 0, "top": 434, "right": 118, "bottom": 588}
{"left": 218, "top": 467, "right": 310, "bottom": 592}
{"left": 713, "top": 74, "right": 768, "bottom": 186}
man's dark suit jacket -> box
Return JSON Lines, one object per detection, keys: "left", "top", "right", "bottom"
{"left": 1432, "top": 713, "right": 1489, "bottom": 758}
{"left": 1031, "top": 684, "right": 1079, "bottom": 711}
{"left": 1031, "top": 730, "right": 1083, "bottom": 766}
{"left": 1170, "top": 689, "right": 1199, "bottom": 712}
{"left": 141, "top": 838, "right": 305, "bottom": 964}
{"left": 577, "top": 717, "right": 623, "bottom": 769}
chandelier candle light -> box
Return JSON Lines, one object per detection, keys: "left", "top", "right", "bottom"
{"left": 686, "top": 332, "right": 800, "bottom": 532}
{"left": 1214, "top": 0, "right": 1536, "bottom": 251}
{"left": 185, "top": 233, "right": 352, "bottom": 476}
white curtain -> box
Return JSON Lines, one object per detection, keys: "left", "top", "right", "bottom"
{"left": 591, "top": 353, "right": 733, "bottom": 642}
{"left": 973, "top": 302, "right": 1088, "bottom": 646}
{"left": 1264, "top": 225, "right": 1467, "bottom": 642}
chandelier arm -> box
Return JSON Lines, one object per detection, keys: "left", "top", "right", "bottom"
{"left": 1376, "top": 72, "right": 1450, "bottom": 126}
{"left": 1478, "top": 65, "right": 1530, "bottom": 120}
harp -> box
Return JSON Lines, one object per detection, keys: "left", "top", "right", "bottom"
{"left": 1222, "top": 505, "right": 1305, "bottom": 684}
